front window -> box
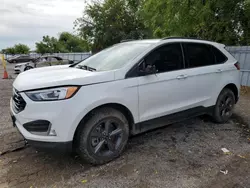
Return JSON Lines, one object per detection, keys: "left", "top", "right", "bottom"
{"left": 75, "top": 43, "right": 151, "bottom": 71}
{"left": 144, "top": 43, "right": 184, "bottom": 73}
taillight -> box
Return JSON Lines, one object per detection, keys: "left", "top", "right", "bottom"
{"left": 234, "top": 62, "right": 240, "bottom": 70}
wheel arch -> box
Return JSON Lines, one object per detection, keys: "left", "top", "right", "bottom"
{"left": 24, "top": 65, "right": 33, "bottom": 71}
{"left": 72, "top": 103, "right": 135, "bottom": 148}
{"left": 223, "top": 83, "right": 239, "bottom": 103}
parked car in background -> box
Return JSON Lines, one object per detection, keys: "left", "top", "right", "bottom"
{"left": 14, "top": 61, "right": 32, "bottom": 73}
{"left": 36, "top": 56, "right": 74, "bottom": 66}
{"left": 7, "top": 55, "right": 34, "bottom": 64}
{"left": 14, "top": 55, "right": 74, "bottom": 73}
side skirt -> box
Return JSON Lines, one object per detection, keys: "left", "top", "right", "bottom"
{"left": 131, "top": 106, "right": 214, "bottom": 135}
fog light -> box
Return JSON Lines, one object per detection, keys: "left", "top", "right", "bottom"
{"left": 23, "top": 120, "right": 50, "bottom": 133}
{"left": 49, "top": 129, "right": 57, "bottom": 136}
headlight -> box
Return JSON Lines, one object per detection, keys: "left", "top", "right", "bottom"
{"left": 25, "top": 86, "right": 79, "bottom": 101}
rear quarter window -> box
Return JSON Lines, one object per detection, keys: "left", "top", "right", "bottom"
{"left": 211, "top": 46, "right": 228, "bottom": 64}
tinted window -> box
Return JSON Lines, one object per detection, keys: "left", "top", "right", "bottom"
{"left": 20, "top": 56, "right": 29, "bottom": 59}
{"left": 211, "top": 46, "right": 227, "bottom": 64}
{"left": 185, "top": 43, "right": 214, "bottom": 68}
{"left": 144, "top": 43, "right": 183, "bottom": 73}
{"left": 48, "top": 57, "right": 58, "bottom": 62}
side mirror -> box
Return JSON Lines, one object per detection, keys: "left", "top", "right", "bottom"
{"left": 138, "top": 61, "right": 157, "bottom": 76}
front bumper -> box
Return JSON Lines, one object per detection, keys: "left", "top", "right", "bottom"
{"left": 27, "top": 140, "right": 72, "bottom": 152}
{"left": 10, "top": 114, "right": 72, "bottom": 152}
{"left": 10, "top": 92, "right": 78, "bottom": 144}
{"left": 14, "top": 68, "right": 21, "bottom": 73}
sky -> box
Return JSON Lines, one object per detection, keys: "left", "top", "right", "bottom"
{"left": 0, "top": 0, "right": 88, "bottom": 50}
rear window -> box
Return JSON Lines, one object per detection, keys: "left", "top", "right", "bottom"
{"left": 211, "top": 46, "right": 227, "bottom": 64}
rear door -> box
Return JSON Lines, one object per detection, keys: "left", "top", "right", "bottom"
{"left": 182, "top": 42, "right": 224, "bottom": 107}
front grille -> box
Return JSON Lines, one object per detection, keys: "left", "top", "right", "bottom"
{"left": 12, "top": 89, "right": 26, "bottom": 113}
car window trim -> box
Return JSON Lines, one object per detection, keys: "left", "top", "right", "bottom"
{"left": 125, "top": 42, "right": 185, "bottom": 78}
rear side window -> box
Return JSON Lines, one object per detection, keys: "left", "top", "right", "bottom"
{"left": 184, "top": 43, "right": 214, "bottom": 68}
{"left": 211, "top": 46, "right": 227, "bottom": 64}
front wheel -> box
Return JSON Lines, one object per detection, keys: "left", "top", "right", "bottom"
{"left": 212, "top": 88, "right": 235, "bottom": 123}
{"left": 77, "top": 107, "right": 129, "bottom": 165}
{"left": 24, "top": 66, "right": 33, "bottom": 71}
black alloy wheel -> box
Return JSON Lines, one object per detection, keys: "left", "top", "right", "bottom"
{"left": 77, "top": 107, "right": 129, "bottom": 165}
{"left": 213, "top": 88, "right": 235, "bottom": 123}
{"left": 24, "top": 66, "right": 33, "bottom": 71}
{"left": 219, "top": 95, "right": 234, "bottom": 118}
{"left": 89, "top": 118, "right": 124, "bottom": 157}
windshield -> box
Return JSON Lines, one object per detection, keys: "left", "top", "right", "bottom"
{"left": 76, "top": 43, "right": 151, "bottom": 71}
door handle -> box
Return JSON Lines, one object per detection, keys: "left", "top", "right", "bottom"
{"left": 176, "top": 75, "right": 188, "bottom": 80}
{"left": 216, "top": 69, "right": 222, "bottom": 73}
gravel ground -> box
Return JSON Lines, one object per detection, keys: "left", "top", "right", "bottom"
{"left": 0, "top": 63, "right": 250, "bottom": 188}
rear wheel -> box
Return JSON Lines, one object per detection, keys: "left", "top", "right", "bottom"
{"left": 77, "top": 107, "right": 129, "bottom": 165}
{"left": 213, "top": 88, "right": 235, "bottom": 123}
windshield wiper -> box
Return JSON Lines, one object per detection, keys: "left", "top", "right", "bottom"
{"left": 77, "top": 65, "right": 96, "bottom": 72}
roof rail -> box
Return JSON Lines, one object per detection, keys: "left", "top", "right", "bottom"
{"left": 162, "top": 37, "right": 212, "bottom": 42}
{"left": 120, "top": 39, "right": 134, "bottom": 43}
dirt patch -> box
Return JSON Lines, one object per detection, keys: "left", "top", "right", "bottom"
{"left": 240, "top": 86, "right": 250, "bottom": 95}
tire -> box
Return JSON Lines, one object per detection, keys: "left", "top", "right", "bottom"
{"left": 24, "top": 66, "right": 33, "bottom": 71}
{"left": 212, "top": 88, "right": 235, "bottom": 123}
{"left": 77, "top": 107, "right": 129, "bottom": 165}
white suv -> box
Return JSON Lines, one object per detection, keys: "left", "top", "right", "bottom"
{"left": 10, "top": 38, "right": 240, "bottom": 164}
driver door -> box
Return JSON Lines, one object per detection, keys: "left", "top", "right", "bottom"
{"left": 138, "top": 43, "right": 191, "bottom": 122}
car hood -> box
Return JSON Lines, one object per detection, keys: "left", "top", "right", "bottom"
{"left": 13, "top": 65, "right": 115, "bottom": 91}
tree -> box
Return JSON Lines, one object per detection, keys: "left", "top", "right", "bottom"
{"left": 58, "top": 32, "right": 90, "bottom": 52}
{"left": 74, "top": 0, "right": 151, "bottom": 52}
{"left": 1, "top": 44, "right": 30, "bottom": 54}
{"left": 36, "top": 35, "right": 63, "bottom": 54}
{"left": 142, "top": 0, "right": 250, "bottom": 45}
{"left": 2, "top": 47, "right": 16, "bottom": 54}
{"left": 13, "top": 44, "right": 30, "bottom": 54}
{"left": 36, "top": 33, "right": 90, "bottom": 54}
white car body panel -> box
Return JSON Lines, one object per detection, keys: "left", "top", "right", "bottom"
{"left": 14, "top": 65, "right": 115, "bottom": 91}
{"left": 10, "top": 39, "right": 240, "bottom": 144}
{"left": 11, "top": 78, "right": 139, "bottom": 142}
